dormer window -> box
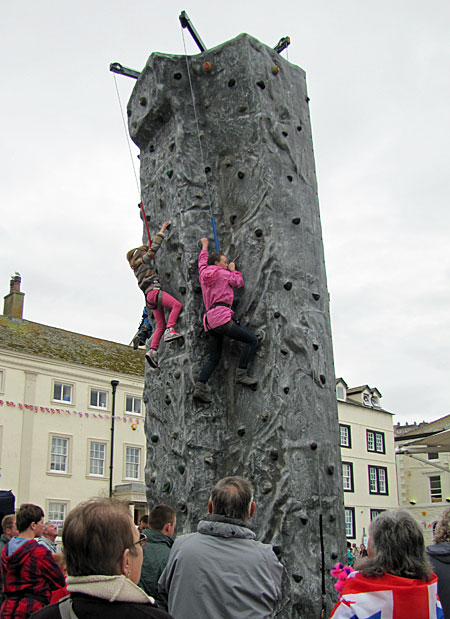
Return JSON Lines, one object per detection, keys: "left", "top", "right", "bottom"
{"left": 336, "top": 384, "right": 346, "bottom": 401}
{"left": 363, "top": 393, "right": 371, "bottom": 406}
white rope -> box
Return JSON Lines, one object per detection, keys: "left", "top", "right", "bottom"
{"left": 113, "top": 74, "right": 141, "bottom": 199}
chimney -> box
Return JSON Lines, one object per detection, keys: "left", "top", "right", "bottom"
{"left": 3, "top": 273, "right": 25, "bottom": 319}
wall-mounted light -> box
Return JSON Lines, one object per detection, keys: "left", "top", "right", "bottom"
{"left": 445, "top": 498, "right": 450, "bottom": 503}
{"left": 409, "top": 500, "right": 416, "bottom": 505}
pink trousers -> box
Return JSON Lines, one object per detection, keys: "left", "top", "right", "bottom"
{"left": 146, "top": 289, "right": 182, "bottom": 350}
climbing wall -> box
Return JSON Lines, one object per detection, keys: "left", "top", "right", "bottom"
{"left": 128, "top": 33, "right": 345, "bottom": 618}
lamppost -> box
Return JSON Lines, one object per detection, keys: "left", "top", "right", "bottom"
{"left": 109, "top": 380, "right": 119, "bottom": 498}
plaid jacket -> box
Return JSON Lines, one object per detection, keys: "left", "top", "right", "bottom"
{"left": 0, "top": 540, "right": 65, "bottom": 619}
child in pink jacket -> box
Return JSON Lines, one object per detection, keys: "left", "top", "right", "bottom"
{"left": 193, "top": 238, "right": 258, "bottom": 403}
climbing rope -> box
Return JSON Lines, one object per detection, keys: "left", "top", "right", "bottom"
{"left": 180, "top": 27, "right": 220, "bottom": 251}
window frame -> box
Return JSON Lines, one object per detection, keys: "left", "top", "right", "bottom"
{"left": 124, "top": 445, "right": 141, "bottom": 481}
{"left": 368, "top": 465, "right": 389, "bottom": 495}
{"left": 47, "top": 500, "right": 69, "bottom": 534}
{"left": 0, "top": 368, "right": 4, "bottom": 394}
{"left": 48, "top": 434, "right": 72, "bottom": 476}
{"left": 339, "top": 424, "right": 352, "bottom": 448}
{"left": 89, "top": 388, "right": 108, "bottom": 410}
{"left": 345, "top": 507, "right": 356, "bottom": 539}
{"left": 88, "top": 440, "right": 107, "bottom": 478}
{"left": 52, "top": 381, "right": 73, "bottom": 404}
{"left": 336, "top": 384, "right": 346, "bottom": 401}
{"left": 370, "top": 508, "right": 386, "bottom": 521}
{"left": 342, "top": 461, "right": 354, "bottom": 493}
{"left": 125, "top": 395, "right": 142, "bottom": 416}
{"left": 430, "top": 475, "right": 443, "bottom": 503}
{"left": 366, "top": 429, "right": 386, "bottom": 454}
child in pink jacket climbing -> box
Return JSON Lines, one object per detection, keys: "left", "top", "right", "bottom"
{"left": 127, "top": 221, "right": 182, "bottom": 368}
{"left": 193, "top": 237, "right": 258, "bottom": 403}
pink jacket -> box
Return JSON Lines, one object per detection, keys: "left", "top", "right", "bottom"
{"left": 199, "top": 249, "right": 244, "bottom": 331}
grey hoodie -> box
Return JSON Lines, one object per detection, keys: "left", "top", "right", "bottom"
{"left": 427, "top": 541, "right": 450, "bottom": 618}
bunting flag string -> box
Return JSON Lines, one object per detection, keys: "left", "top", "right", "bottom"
{"left": 0, "top": 399, "right": 141, "bottom": 426}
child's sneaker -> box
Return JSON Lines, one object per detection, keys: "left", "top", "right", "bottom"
{"left": 163, "top": 328, "right": 183, "bottom": 342}
{"left": 145, "top": 350, "right": 158, "bottom": 368}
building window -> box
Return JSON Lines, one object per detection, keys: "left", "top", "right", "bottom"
{"left": 336, "top": 384, "right": 346, "bottom": 401}
{"left": 126, "top": 396, "right": 142, "bottom": 416}
{"left": 345, "top": 507, "right": 355, "bottom": 539}
{"left": 90, "top": 389, "right": 107, "bottom": 409}
{"left": 370, "top": 509, "right": 386, "bottom": 520}
{"left": 89, "top": 441, "right": 106, "bottom": 476}
{"left": 368, "top": 465, "right": 388, "bottom": 495}
{"left": 47, "top": 502, "right": 68, "bottom": 534}
{"left": 0, "top": 369, "right": 4, "bottom": 393}
{"left": 342, "top": 462, "right": 354, "bottom": 492}
{"left": 50, "top": 436, "right": 69, "bottom": 473}
{"left": 339, "top": 424, "right": 351, "bottom": 448}
{"left": 372, "top": 395, "right": 380, "bottom": 407}
{"left": 430, "top": 476, "right": 443, "bottom": 503}
{"left": 125, "top": 447, "right": 141, "bottom": 480}
{"left": 366, "top": 430, "right": 385, "bottom": 454}
{"left": 53, "top": 382, "right": 72, "bottom": 403}
{"left": 428, "top": 452, "right": 439, "bottom": 460}
{"left": 363, "top": 393, "right": 371, "bottom": 406}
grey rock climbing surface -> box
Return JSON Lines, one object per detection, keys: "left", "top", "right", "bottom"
{"left": 128, "top": 32, "right": 345, "bottom": 618}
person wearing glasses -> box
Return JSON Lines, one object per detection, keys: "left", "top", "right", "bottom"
{"left": 31, "top": 498, "right": 172, "bottom": 619}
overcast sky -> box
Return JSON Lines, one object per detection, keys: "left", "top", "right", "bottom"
{"left": 1, "top": 1, "right": 449, "bottom": 424}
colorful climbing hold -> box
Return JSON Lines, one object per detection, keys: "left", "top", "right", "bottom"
{"left": 310, "top": 442, "right": 318, "bottom": 450}
{"left": 237, "top": 426, "right": 246, "bottom": 437}
{"left": 161, "top": 481, "right": 171, "bottom": 492}
{"left": 271, "top": 65, "right": 281, "bottom": 75}
{"left": 228, "top": 79, "right": 236, "bottom": 87}
{"left": 255, "top": 228, "right": 263, "bottom": 237}
{"left": 203, "top": 61, "right": 212, "bottom": 72}
{"left": 292, "top": 217, "right": 301, "bottom": 225}
{"left": 284, "top": 282, "right": 292, "bottom": 291}
{"left": 177, "top": 464, "right": 185, "bottom": 474}
{"left": 256, "top": 80, "right": 266, "bottom": 89}
{"left": 166, "top": 170, "right": 174, "bottom": 179}
{"left": 150, "top": 434, "right": 159, "bottom": 443}
{"left": 238, "top": 171, "right": 245, "bottom": 179}
{"left": 312, "top": 293, "right": 321, "bottom": 301}
{"left": 293, "top": 574, "right": 303, "bottom": 583}
{"left": 139, "top": 96, "right": 147, "bottom": 106}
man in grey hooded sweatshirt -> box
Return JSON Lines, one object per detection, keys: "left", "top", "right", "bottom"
{"left": 158, "top": 476, "right": 283, "bottom": 619}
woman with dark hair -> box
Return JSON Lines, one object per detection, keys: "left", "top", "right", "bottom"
{"left": 427, "top": 508, "right": 450, "bottom": 618}
{"left": 193, "top": 237, "right": 258, "bottom": 403}
{"left": 31, "top": 499, "right": 172, "bottom": 619}
{"left": 330, "top": 510, "right": 443, "bottom": 618}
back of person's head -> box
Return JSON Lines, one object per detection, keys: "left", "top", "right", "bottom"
{"left": 360, "top": 509, "right": 432, "bottom": 581}
{"left": 62, "top": 498, "right": 137, "bottom": 576}
{"left": 126, "top": 246, "right": 147, "bottom": 268}
{"left": 149, "top": 505, "right": 175, "bottom": 531}
{"left": 433, "top": 508, "right": 450, "bottom": 543}
{"left": 210, "top": 476, "right": 254, "bottom": 521}
{"left": 139, "top": 514, "right": 149, "bottom": 526}
{"left": 207, "top": 252, "right": 224, "bottom": 266}
{"left": 1, "top": 514, "right": 15, "bottom": 533}
{"left": 16, "top": 504, "right": 44, "bottom": 533}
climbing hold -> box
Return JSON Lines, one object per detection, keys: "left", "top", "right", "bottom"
{"left": 161, "top": 481, "right": 171, "bottom": 492}
{"left": 237, "top": 426, "right": 246, "bottom": 437}
{"left": 165, "top": 395, "right": 171, "bottom": 405}
{"left": 312, "top": 293, "right": 321, "bottom": 301}
{"left": 171, "top": 432, "right": 179, "bottom": 440}
{"left": 204, "top": 101, "right": 210, "bottom": 109}
{"left": 256, "top": 80, "right": 266, "bottom": 89}
{"left": 274, "top": 311, "right": 281, "bottom": 318}
{"left": 305, "top": 96, "right": 310, "bottom": 102}
{"left": 293, "top": 574, "right": 303, "bottom": 583}
{"left": 150, "top": 434, "right": 159, "bottom": 443}
{"left": 327, "top": 465, "right": 335, "bottom": 475}
{"left": 261, "top": 411, "right": 269, "bottom": 422}
{"left": 194, "top": 285, "right": 202, "bottom": 294}
{"left": 329, "top": 514, "right": 336, "bottom": 522}
{"left": 270, "top": 449, "right": 279, "bottom": 461}
{"left": 224, "top": 159, "right": 233, "bottom": 167}
{"left": 173, "top": 72, "right": 182, "bottom": 80}
{"left": 297, "top": 125, "right": 302, "bottom": 131}
{"left": 177, "top": 464, "right": 185, "bottom": 474}
{"left": 262, "top": 482, "right": 273, "bottom": 494}
{"left": 287, "top": 175, "right": 293, "bottom": 182}
{"left": 204, "top": 456, "right": 214, "bottom": 465}
{"left": 131, "top": 121, "right": 137, "bottom": 128}
{"left": 292, "top": 217, "right": 301, "bottom": 225}
{"left": 331, "top": 552, "right": 338, "bottom": 560}
{"left": 310, "top": 442, "right": 318, "bottom": 450}
{"left": 149, "top": 144, "right": 155, "bottom": 152}
{"left": 271, "top": 65, "right": 280, "bottom": 75}
{"left": 169, "top": 142, "right": 175, "bottom": 151}
{"left": 230, "top": 215, "right": 236, "bottom": 225}
{"left": 255, "top": 228, "right": 263, "bottom": 237}
{"left": 283, "top": 387, "right": 289, "bottom": 394}
{"left": 150, "top": 473, "right": 157, "bottom": 484}
{"left": 139, "top": 96, "right": 147, "bottom": 106}
{"left": 205, "top": 166, "right": 211, "bottom": 174}
{"left": 300, "top": 515, "right": 308, "bottom": 526}
{"left": 280, "top": 349, "right": 288, "bottom": 356}
{"left": 177, "top": 500, "right": 187, "bottom": 513}
{"left": 284, "top": 282, "right": 292, "bottom": 291}
{"left": 166, "top": 170, "right": 173, "bottom": 179}
{"left": 282, "top": 131, "right": 288, "bottom": 137}
{"left": 228, "top": 79, "right": 236, "bottom": 87}
{"left": 273, "top": 545, "right": 282, "bottom": 558}
{"left": 239, "top": 104, "right": 248, "bottom": 113}
{"left": 238, "top": 171, "right": 245, "bottom": 179}
{"left": 203, "top": 61, "right": 212, "bottom": 72}
{"left": 127, "top": 109, "right": 132, "bottom": 117}
{"left": 179, "top": 286, "right": 186, "bottom": 295}
{"left": 173, "top": 370, "right": 181, "bottom": 379}
{"left": 312, "top": 343, "right": 319, "bottom": 351}
{"left": 320, "top": 375, "right": 326, "bottom": 385}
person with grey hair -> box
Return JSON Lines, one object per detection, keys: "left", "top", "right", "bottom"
{"left": 158, "top": 476, "right": 283, "bottom": 618}
{"left": 330, "top": 510, "right": 442, "bottom": 618}
{"left": 427, "top": 508, "right": 450, "bottom": 618}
